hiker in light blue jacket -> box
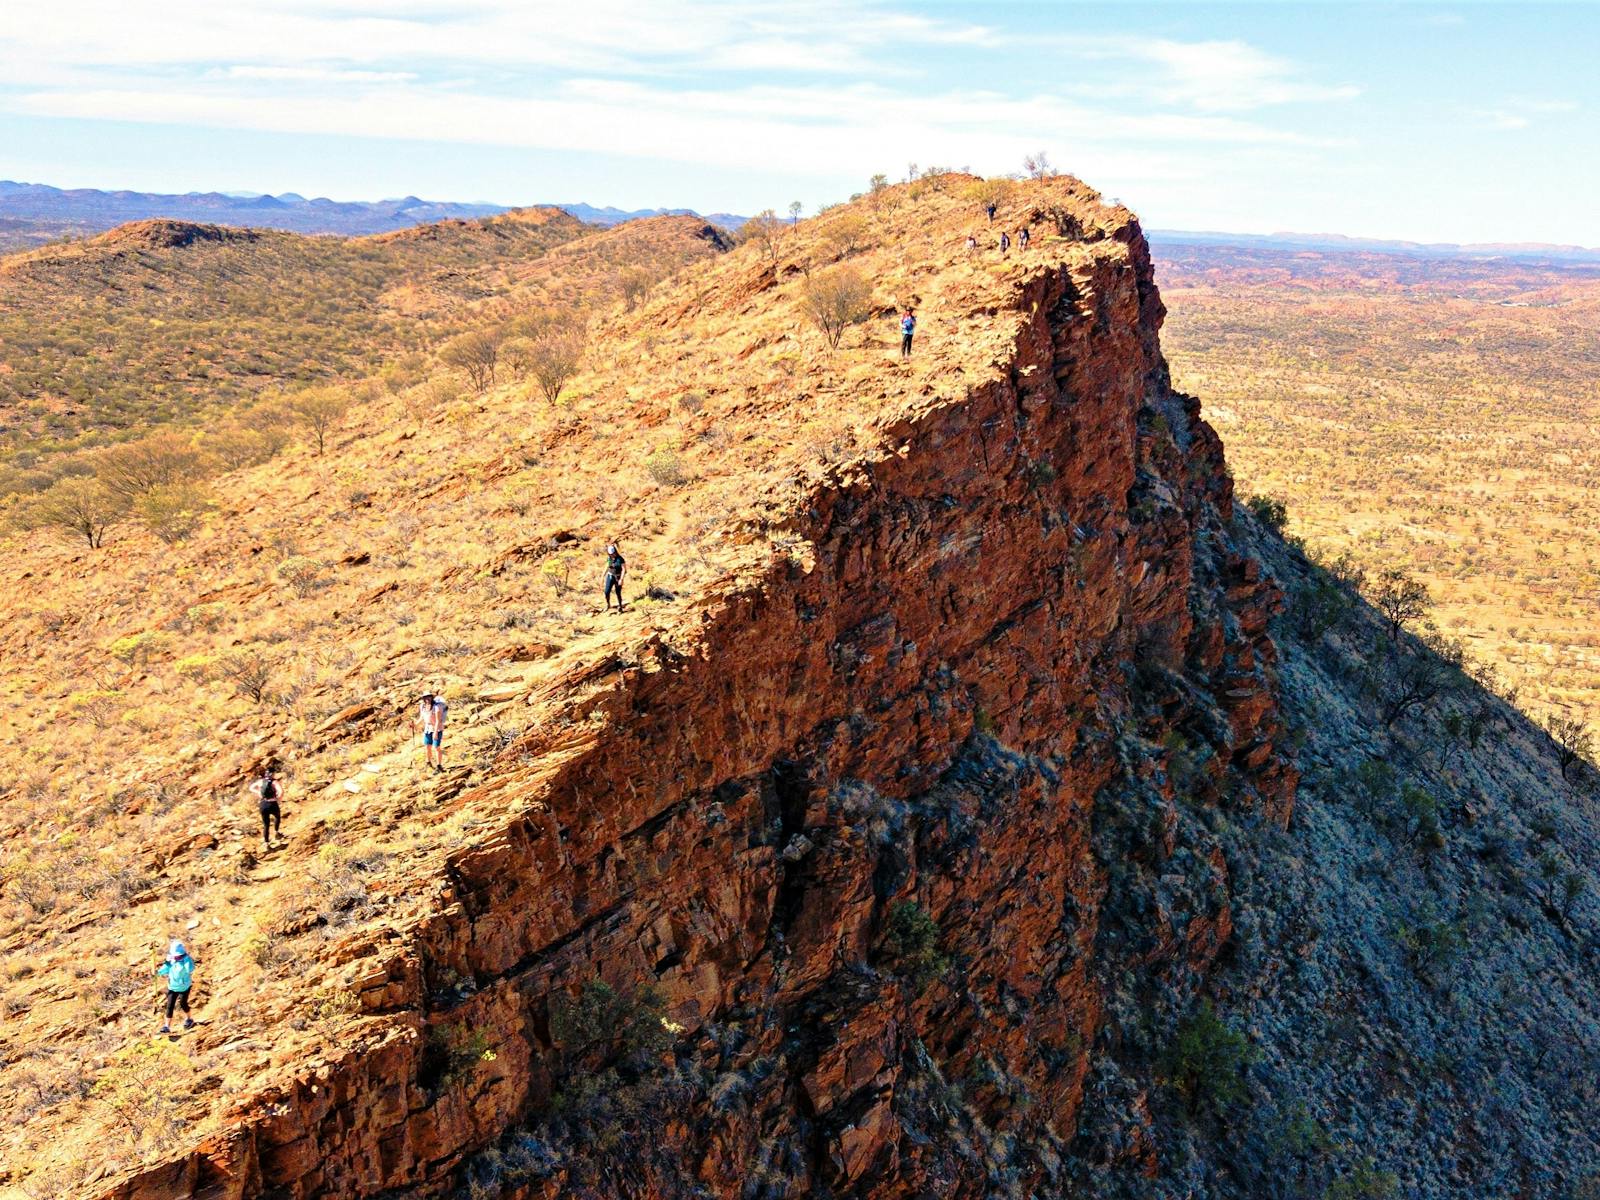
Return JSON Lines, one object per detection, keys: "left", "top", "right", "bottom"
{"left": 156, "top": 940, "right": 197, "bottom": 1033}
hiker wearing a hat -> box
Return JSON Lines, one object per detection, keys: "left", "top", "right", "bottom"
{"left": 156, "top": 940, "right": 198, "bottom": 1033}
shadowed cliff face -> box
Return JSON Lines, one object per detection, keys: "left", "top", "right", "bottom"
{"left": 95, "top": 203, "right": 1294, "bottom": 1200}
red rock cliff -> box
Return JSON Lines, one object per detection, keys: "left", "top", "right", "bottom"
{"left": 101, "top": 194, "right": 1293, "bottom": 1200}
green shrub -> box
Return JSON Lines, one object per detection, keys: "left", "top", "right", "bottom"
{"left": 1399, "top": 785, "right": 1444, "bottom": 853}
{"left": 274, "top": 555, "right": 322, "bottom": 597}
{"left": 419, "top": 1022, "right": 496, "bottom": 1093}
{"left": 184, "top": 602, "right": 231, "bottom": 632}
{"left": 1292, "top": 576, "right": 1354, "bottom": 641}
{"left": 882, "top": 901, "right": 949, "bottom": 987}
{"left": 1245, "top": 494, "right": 1289, "bottom": 533}
{"left": 550, "top": 979, "right": 672, "bottom": 1062}
{"left": 106, "top": 631, "right": 172, "bottom": 665}
{"left": 1326, "top": 1158, "right": 1399, "bottom": 1199}
{"left": 1161, "top": 1000, "right": 1254, "bottom": 1116}
{"left": 644, "top": 448, "right": 687, "bottom": 487}
{"left": 13, "top": 476, "right": 129, "bottom": 548}
{"left": 1395, "top": 902, "right": 1466, "bottom": 976}
{"left": 135, "top": 481, "right": 214, "bottom": 543}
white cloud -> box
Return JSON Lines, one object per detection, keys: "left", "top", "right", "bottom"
{"left": 0, "top": 0, "right": 1351, "bottom": 202}
{"left": 1476, "top": 97, "right": 1579, "bottom": 131}
{"left": 1482, "top": 110, "right": 1530, "bottom": 131}
{"left": 1131, "top": 38, "right": 1361, "bottom": 111}
{"left": 1033, "top": 35, "right": 1359, "bottom": 112}
{"left": 0, "top": 0, "right": 998, "bottom": 77}
{"left": 209, "top": 66, "right": 419, "bottom": 84}
{"left": 13, "top": 77, "right": 1316, "bottom": 181}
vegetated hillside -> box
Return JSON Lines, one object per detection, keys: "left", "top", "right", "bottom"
{"left": 0, "top": 181, "right": 511, "bottom": 250}
{"left": 0, "top": 215, "right": 101, "bottom": 254}
{"left": 1157, "top": 240, "right": 1600, "bottom": 724}
{"left": 0, "top": 209, "right": 727, "bottom": 487}
{"left": 0, "top": 175, "right": 1594, "bottom": 1200}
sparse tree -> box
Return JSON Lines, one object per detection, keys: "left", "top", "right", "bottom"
{"left": 1560, "top": 871, "right": 1586, "bottom": 922}
{"left": 288, "top": 387, "right": 352, "bottom": 456}
{"left": 1245, "top": 494, "right": 1289, "bottom": 533}
{"left": 526, "top": 328, "right": 586, "bottom": 404}
{"left": 788, "top": 201, "right": 803, "bottom": 225}
{"left": 825, "top": 213, "right": 870, "bottom": 259}
{"left": 500, "top": 336, "right": 535, "bottom": 380}
{"left": 742, "top": 209, "right": 784, "bottom": 261}
{"left": 968, "top": 177, "right": 1014, "bottom": 217}
{"left": 1161, "top": 1001, "right": 1254, "bottom": 1117}
{"left": 440, "top": 329, "right": 503, "bottom": 393}
{"left": 94, "top": 432, "right": 210, "bottom": 502}
{"left": 867, "top": 174, "right": 890, "bottom": 211}
{"left": 619, "top": 269, "right": 653, "bottom": 310}
{"left": 1542, "top": 712, "right": 1594, "bottom": 783}
{"left": 1022, "top": 150, "right": 1056, "bottom": 180}
{"left": 134, "top": 481, "right": 215, "bottom": 544}
{"left": 219, "top": 647, "right": 275, "bottom": 703}
{"left": 1373, "top": 631, "right": 1465, "bottom": 728}
{"left": 15, "top": 476, "right": 129, "bottom": 548}
{"left": 203, "top": 422, "right": 289, "bottom": 470}
{"left": 414, "top": 373, "right": 461, "bottom": 418}
{"left": 1370, "top": 566, "right": 1430, "bottom": 644}
{"left": 801, "top": 266, "right": 873, "bottom": 351}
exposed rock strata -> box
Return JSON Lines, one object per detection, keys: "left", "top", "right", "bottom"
{"left": 99, "top": 210, "right": 1294, "bottom": 1199}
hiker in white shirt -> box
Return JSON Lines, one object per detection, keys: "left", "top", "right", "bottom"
{"left": 412, "top": 692, "right": 449, "bottom": 771}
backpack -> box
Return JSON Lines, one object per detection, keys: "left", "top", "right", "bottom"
{"left": 259, "top": 777, "right": 278, "bottom": 802}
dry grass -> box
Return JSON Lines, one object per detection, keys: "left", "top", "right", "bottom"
{"left": 0, "top": 172, "right": 1117, "bottom": 1189}
{"left": 1159, "top": 241, "right": 1600, "bottom": 725}
{"left": 0, "top": 210, "right": 725, "bottom": 495}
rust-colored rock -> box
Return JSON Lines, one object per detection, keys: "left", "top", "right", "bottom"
{"left": 86, "top": 183, "right": 1294, "bottom": 1200}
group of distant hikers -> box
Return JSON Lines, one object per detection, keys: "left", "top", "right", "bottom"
{"left": 966, "top": 222, "right": 1031, "bottom": 256}
{"left": 148, "top": 200, "right": 1037, "bottom": 1029}
{"left": 152, "top": 541, "right": 635, "bottom": 1032}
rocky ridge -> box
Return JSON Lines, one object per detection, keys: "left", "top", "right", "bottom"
{"left": 10, "top": 174, "right": 1596, "bottom": 1200}
{"left": 85, "top": 179, "right": 1296, "bottom": 1198}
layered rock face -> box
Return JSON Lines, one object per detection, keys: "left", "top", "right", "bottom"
{"left": 105, "top": 212, "right": 1294, "bottom": 1199}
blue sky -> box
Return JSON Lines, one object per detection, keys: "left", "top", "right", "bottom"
{"left": 1, "top": 1, "right": 1593, "bottom": 243}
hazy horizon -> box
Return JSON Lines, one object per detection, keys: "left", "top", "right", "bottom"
{"left": 5, "top": 174, "right": 1599, "bottom": 253}
{"left": 2, "top": 2, "right": 1595, "bottom": 247}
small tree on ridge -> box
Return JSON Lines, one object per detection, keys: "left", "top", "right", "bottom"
{"left": 802, "top": 266, "right": 873, "bottom": 352}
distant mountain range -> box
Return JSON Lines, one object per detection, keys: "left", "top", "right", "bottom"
{"left": 555, "top": 202, "right": 751, "bottom": 229}
{"left": 0, "top": 182, "right": 752, "bottom": 251}
{"left": 0, "top": 181, "right": 511, "bottom": 245}
{"left": 5, "top": 180, "right": 1594, "bottom": 263}
{"left": 1150, "top": 227, "right": 1600, "bottom": 264}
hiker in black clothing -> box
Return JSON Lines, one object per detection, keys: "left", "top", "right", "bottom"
{"left": 899, "top": 308, "right": 916, "bottom": 358}
{"left": 999, "top": 231, "right": 1011, "bottom": 254}
{"left": 249, "top": 766, "right": 282, "bottom": 848}
{"left": 1018, "top": 226, "right": 1030, "bottom": 250}
{"left": 985, "top": 202, "right": 997, "bottom": 222}
{"left": 604, "top": 542, "right": 626, "bottom": 611}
